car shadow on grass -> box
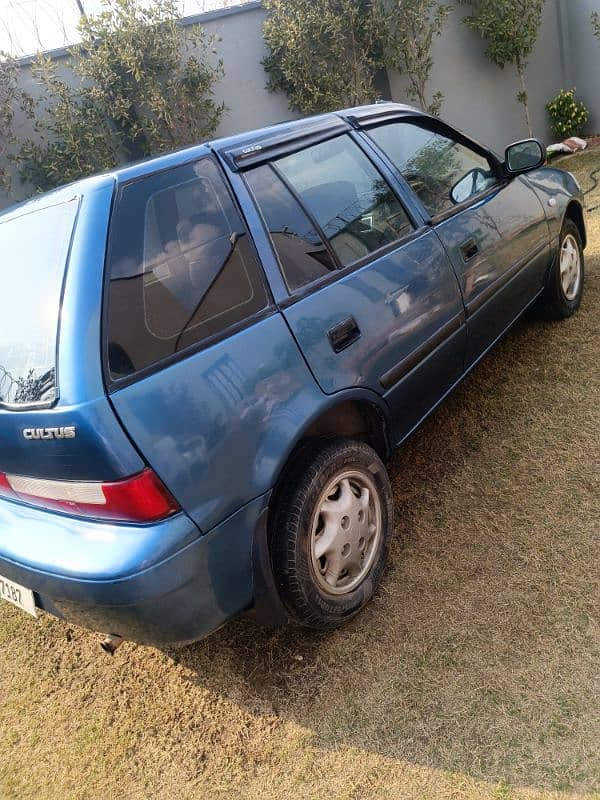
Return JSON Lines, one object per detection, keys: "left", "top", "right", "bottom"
{"left": 169, "top": 259, "right": 599, "bottom": 796}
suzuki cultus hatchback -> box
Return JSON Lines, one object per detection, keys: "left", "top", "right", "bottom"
{"left": 0, "top": 104, "right": 586, "bottom": 649}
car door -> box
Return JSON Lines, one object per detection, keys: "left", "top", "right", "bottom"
{"left": 364, "top": 118, "right": 550, "bottom": 366}
{"left": 243, "top": 132, "right": 466, "bottom": 444}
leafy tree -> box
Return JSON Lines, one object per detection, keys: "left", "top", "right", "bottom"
{"left": 20, "top": 0, "right": 224, "bottom": 193}
{"left": 592, "top": 11, "right": 600, "bottom": 41}
{"left": 459, "top": 0, "right": 545, "bottom": 137}
{"left": 20, "top": 55, "right": 122, "bottom": 192}
{"left": 0, "top": 53, "right": 33, "bottom": 195}
{"left": 382, "top": 0, "right": 452, "bottom": 115}
{"left": 262, "top": 0, "right": 384, "bottom": 114}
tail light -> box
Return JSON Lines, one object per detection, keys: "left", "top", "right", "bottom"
{"left": 0, "top": 468, "right": 180, "bottom": 523}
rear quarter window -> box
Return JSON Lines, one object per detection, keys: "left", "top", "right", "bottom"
{"left": 105, "top": 158, "right": 270, "bottom": 379}
{"left": 0, "top": 198, "right": 78, "bottom": 407}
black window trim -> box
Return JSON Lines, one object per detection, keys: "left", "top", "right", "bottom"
{"left": 243, "top": 132, "right": 423, "bottom": 306}
{"left": 360, "top": 114, "right": 509, "bottom": 226}
{"left": 269, "top": 160, "right": 342, "bottom": 272}
{"left": 222, "top": 116, "right": 351, "bottom": 171}
{"left": 101, "top": 154, "right": 275, "bottom": 392}
{"left": 356, "top": 111, "right": 504, "bottom": 170}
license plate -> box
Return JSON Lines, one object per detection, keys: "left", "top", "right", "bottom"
{"left": 0, "top": 574, "right": 37, "bottom": 617}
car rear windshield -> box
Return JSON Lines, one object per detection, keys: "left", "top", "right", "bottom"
{"left": 0, "top": 199, "right": 78, "bottom": 407}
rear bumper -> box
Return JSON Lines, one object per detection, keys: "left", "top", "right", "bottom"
{"left": 0, "top": 493, "right": 270, "bottom": 645}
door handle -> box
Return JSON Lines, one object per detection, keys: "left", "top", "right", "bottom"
{"left": 328, "top": 316, "right": 361, "bottom": 352}
{"left": 460, "top": 238, "right": 479, "bottom": 262}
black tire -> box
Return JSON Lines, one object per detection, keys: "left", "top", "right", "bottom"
{"left": 539, "top": 219, "right": 584, "bottom": 319}
{"left": 270, "top": 438, "right": 393, "bottom": 630}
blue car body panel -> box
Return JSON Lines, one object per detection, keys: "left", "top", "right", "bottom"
{"left": 0, "top": 500, "right": 199, "bottom": 582}
{"left": 0, "top": 103, "right": 586, "bottom": 646}
{"left": 0, "top": 396, "right": 143, "bottom": 481}
{"left": 523, "top": 167, "right": 586, "bottom": 245}
{"left": 433, "top": 176, "right": 551, "bottom": 365}
{"left": 281, "top": 228, "right": 467, "bottom": 444}
{"left": 109, "top": 313, "right": 330, "bottom": 532}
{"left": 0, "top": 492, "right": 267, "bottom": 644}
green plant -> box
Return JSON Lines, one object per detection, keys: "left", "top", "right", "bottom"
{"left": 381, "top": 0, "right": 452, "bottom": 115}
{"left": 20, "top": 0, "right": 224, "bottom": 193}
{"left": 592, "top": 11, "right": 600, "bottom": 40}
{"left": 459, "top": 0, "right": 545, "bottom": 137}
{"left": 546, "top": 89, "right": 589, "bottom": 140}
{"left": 19, "top": 55, "right": 123, "bottom": 192}
{"left": 262, "top": 0, "right": 384, "bottom": 114}
{"left": 0, "top": 53, "right": 33, "bottom": 195}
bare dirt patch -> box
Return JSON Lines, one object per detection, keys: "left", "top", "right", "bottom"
{"left": 1, "top": 161, "right": 598, "bottom": 800}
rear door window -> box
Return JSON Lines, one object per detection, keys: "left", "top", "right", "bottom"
{"left": 272, "top": 135, "right": 413, "bottom": 269}
{"left": 244, "top": 164, "right": 337, "bottom": 292}
{"left": 106, "top": 158, "right": 270, "bottom": 379}
{"left": 0, "top": 199, "right": 78, "bottom": 407}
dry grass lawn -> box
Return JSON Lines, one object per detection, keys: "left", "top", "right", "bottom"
{"left": 1, "top": 153, "right": 599, "bottom": 800}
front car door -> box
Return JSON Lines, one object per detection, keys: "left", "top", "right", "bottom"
{"left": 240, "top": 131, "right": 466, "bottom": 444}
{"left": 362, "top": 113, "right": 550, "bottom": 366}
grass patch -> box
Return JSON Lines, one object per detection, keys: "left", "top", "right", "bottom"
{"left": 1, "top": 167, "right": 599, "bottom": 800}
{"left": 553, "top": 147, "right": 600, "bottom": 212}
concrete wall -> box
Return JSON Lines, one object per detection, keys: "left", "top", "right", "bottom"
{"left": 2, "top": 0, "right": 599, "bottom": 210}
{"left": 387, "top": 0, "right": 577, "bottom": 152}
{"left": 560, "top": 0, "right": 600, "bottom": 134}
{"left": 193, "top": 2, "right": 301, "bottom": 137}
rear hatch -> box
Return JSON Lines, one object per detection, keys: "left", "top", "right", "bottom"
{"left": 0, "top": 182, "right": 179, "bottom": 525}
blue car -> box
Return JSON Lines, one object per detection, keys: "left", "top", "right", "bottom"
{"left": 0, "top": 103, "right": 586, "bottom": 650}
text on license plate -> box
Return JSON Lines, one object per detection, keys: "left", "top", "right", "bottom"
{"left": 0, "top": 574, "right": 37, "bottom": 617}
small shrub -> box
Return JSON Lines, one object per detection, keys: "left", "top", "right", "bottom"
{"left": 546, "top": 88, "right": 589, "bottom": 140}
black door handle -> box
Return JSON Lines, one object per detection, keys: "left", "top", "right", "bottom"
{"left": 460, "top": 238, "right": 479, "bottom": 261}
{"left": 328, "top": 316, "right": 361, "bottom": 352}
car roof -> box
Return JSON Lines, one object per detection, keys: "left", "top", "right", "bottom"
{"left": 210, "top": 102, "right": 421, "bottom": 153}
{"left": 113, "top": 102, "right": 425, "bottom": 182}
{"left": 1, "top": 102, "right": 425, "bottom": 215}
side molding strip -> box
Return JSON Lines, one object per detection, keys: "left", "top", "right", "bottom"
{"left": 466, "top": 240, "right": 548, "bottom": 316}
{"left": 379, "top": 312, "right": 464, "bottom": 391}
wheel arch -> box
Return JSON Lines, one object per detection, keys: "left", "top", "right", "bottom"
{"left": 564, "top": 200, "right": 587, "bottom": 248}
{"left": 266, "top": 391, "right": 392, "bottom": 530}
{"left": 249, "top": 391, "right": 393, "bottom": 627}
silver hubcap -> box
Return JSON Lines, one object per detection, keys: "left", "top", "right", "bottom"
{"left": 309, "top": 469, "right": 382, "bottom": 596}
{"left": 560, "top": 234, "right": 581, "bottom": 301}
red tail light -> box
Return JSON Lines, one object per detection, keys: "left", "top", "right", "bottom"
{"left": 0, "top": 468, "right": 180, "bottom": 523}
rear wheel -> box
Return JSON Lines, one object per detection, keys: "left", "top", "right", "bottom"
{"left": 539, "top": 219, "right": 584, "bottom": 319}
{"left": 270, "top": 438, "right": 393, "bottom": 630}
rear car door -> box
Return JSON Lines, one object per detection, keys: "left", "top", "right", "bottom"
{"left": 365, "top": 118, "right": 550, "bottom": 365}
{"left": 104, "top": 155, "right": 330, "bottom": 531}
{"left": 243, "top": 132, "right": 466, "bottom": 444}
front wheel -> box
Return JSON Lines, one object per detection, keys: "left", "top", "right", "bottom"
{"left": 539, "top": 219, "right": 584, "bottom": 319}
{"left": 270, "top": 438, "right": 393, "bottom": 630}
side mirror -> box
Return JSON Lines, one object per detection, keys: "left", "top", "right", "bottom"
{"left": 504, "top": 139, "right": 545, "bottom": 175}
{"left": 450, "top": 167, "right": 495, "bottom": 205}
